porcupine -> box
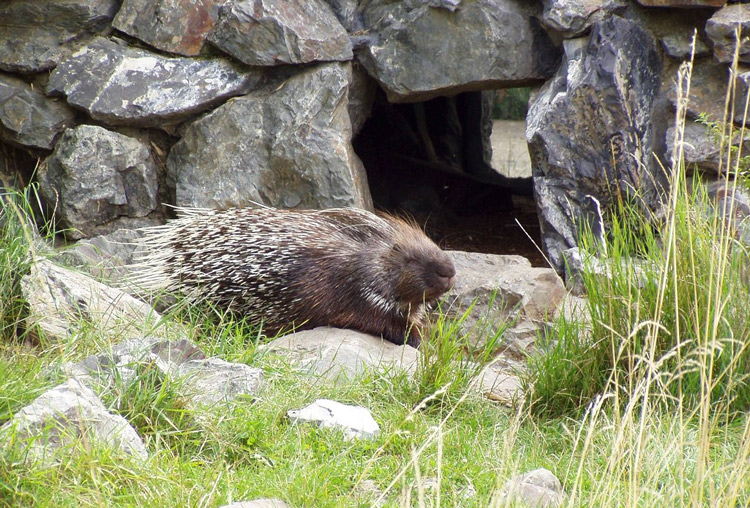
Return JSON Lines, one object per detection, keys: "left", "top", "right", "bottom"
{"left": 130, "top": 206, "right": 456, "bottom": 347}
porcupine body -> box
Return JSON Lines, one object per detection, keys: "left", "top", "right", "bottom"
{"left": 131, "top": 207, "right": 456, "bottom": 347}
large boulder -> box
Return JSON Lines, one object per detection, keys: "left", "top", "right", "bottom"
{"left": 38, "top": 125, "right": 160, "bottom": 239}
{"left": 47, "top": 37, "right": 259, "bottom": 129}
{"left": 113, "top": 0, "right": 225, "bottom": 56}
{"left": 167, "top": 62, "right": 372, "bottom": 210}
{"left": 0, "top": 0, "right": 118, "bottom": 74}
{"left": 208, "top": 0, "right": 352, "bottom": 66}
{"left": 357, "top": 0, "right": 561, "bottom": 102}
{"left": 527, "top": 16, "right": 663, "bottom": 272}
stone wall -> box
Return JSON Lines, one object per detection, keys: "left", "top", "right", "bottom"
{"left": 0, "top": 0, "right": 747, "bottom": 268}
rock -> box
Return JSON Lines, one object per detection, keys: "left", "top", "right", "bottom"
{"left": 666, "top": 121, "right": 750, "bottom": 174}
{"left": 475, "top": 361, "right": 524, "bottom": 406}
{"left": 527, "top": 17, "right": 663, "bottom": 272}
{"left": 446, "top": 251, "right": 566, "bottom": 354}
{"left": 47, "top": 37, "right": 259, "bottom": 129}
{"left": 669, "top": 58, "right": 731, "bottom": 125}
{"left": 0, "top": 378, "right": 148, "bottom": 463}
{"left": 541, "top": 0, "right": 627, "bottom": 38}
{"left": 208, "top": 0, "right": 352, "bottom": 66}
{"left": 0, "top": 74, "right": 76, "bottom": 150}
{"left": 20, "top": 259, "right": 162, "bottom": 342}
{"left": 0, "top": 0, "right": 118, "bottom": 74}
{"left": 704, "top": 179, "right": 750, "bottom": 245}
{"left": 113, "top": 0, "right": 225, "bottom": 56}
{"left": 38, "top": 125, "right": 159, "bottom": 239}
{"left": 731, "top": 69, "right": 750, "bottom": 126}
{"left": 661, "top": 33, "right": 711, "bottom": 59}
{"left": 348, "top": 63, "right": 376, "bottom": 137}
{"left": 358, "top": 0, "right": 561, "bottom": 102}
{"left": 219, "top": 500, "right": 290, "bottom": 508}
{"left": 287, "top": 399, "right": 380, "bottom": 440}
{"left": 168, "top": 62, "right": 372, "bottom": 210}
{"left": 323, "top": 0, "right": 361, "bottom": 32}
{"left": 57, "top": 229, "right": 144, "bottom": 281}
{"left": 260, "top": 327, "right": 419, "bottom": 379}
{"left": 637, "top": 0, "right": 726, "bottom": 6}
{"left": 495, "top": 468, "right": 565, "bottom": 508}
{"left": 177, "top": 358, "right": 264, "bottom": 406}
{"left": 706, "top": 4, "right": 750, "bottom": 64}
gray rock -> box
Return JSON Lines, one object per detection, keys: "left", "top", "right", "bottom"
{"left": 323, "top": 0, "right": 361, "bottom": 32}
{"left": 261, "top": 327, "right": 419, "bottom": 379}
{"left": 0, "top": 378, "right": 148, "bottom": 463}
{"left": 0, "top": 74, "right": 76, "bottom": 150}
{"left": 208, "top": 0, "right": 352, "bottom": 66}
{"left": 57, "top": 229, "right": 144, "bottom": 281}
{"left": 38, "top": 125, "right": 159, "bottom": 239}
{"left": 706, "top": 4, "right": 750, "bottom": 64}
{"left": 0, "top": 0, "right": 118, "bottom": 74}
{"left": 527, "top": 17, "right": 662, "bottom": 272}
{"left": 113, "top": 0, "right": 225, "bottom": 56}
{"left": 704, "top": 179, "right": 750, "bottom": 245}
{"left": 177, "top": 358, "right": 264, "bottom": 406}
{"left": 669, "top": 58, "right": 731, "bottom": 125}
{"left": 474, "top": 361, "right": 524, "bottom": 406}
{"left": 541, "top": 0, "right": 627, "bottom": 38}
{"left": 287, "top": 399, "right": 380, "bottom": 440}
{"left": 637, "top": 0, "right": 726, "bottom": 5}
{"left": 732, "top": 69, "right": 750, "bottom": 126}
{"left": 666, "top": 121, "right": 750, "bottom": 175}
{"left": 220, "top": 499, "right": 290, "bottom": 508}
{"left": 20, "top": 259, "right": 162, "bottom": 342}
{"left": 358, "top": 0, "right": 561, "bottom": 102}
{"left": 47, "top": 37, "right": 259, "bottom": 128}
{"left": 496, "top": 468, "right": 565, "bottom": 508}
{"left": 168, "top": 62, "right": 372, "bottom": 210}
{"left": 348, "top": 63, "right": 376, "bottom": 137}
{"left": 661, "top": 33, "right": 711, "bottom": 59}
{"left": 446, "top": 251, "right": 565, "bottom": 355}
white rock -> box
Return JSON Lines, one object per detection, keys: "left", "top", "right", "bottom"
{"left": 287, "top": 399, "right": 380, "bottom": 440}
{"left": 177, "top": 357, "right": 264, "bottom": 406}
{"left": 219, "top": 499, "right": 290, "bottom": 508}
{"left": 496, "top": 468, "right": 564, "bottom": 508}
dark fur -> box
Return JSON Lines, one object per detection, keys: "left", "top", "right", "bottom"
{"left": 134, "top": 207, "right": 456, "bottom": 347}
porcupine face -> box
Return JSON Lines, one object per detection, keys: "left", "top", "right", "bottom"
{"left": 390, "top": 234, "right": 456, "bottom": 308}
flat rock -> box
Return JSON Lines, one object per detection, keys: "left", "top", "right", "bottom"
{"left": 177, "top": 358, "right": 264, "bottom": 406}
{"left": 57, "top": 228, "right": 144, "bottom": 281}
{"left": 20, "top": 259, "right": 162, "bottom": 342}
{"left": 669, "top": 58, "right": 731, "bottom": 125}
{"left": 168, "top": 62, "right": 372, "bottom": 210}
{"left": 358, "top": 0, "right": 561, "bottom": 102}
{"left": 496, "top": 468, "right": 565, "bottom": 508}
{"left": 287, "top": 399, "right": 380, "bottom": 440}
{"left": 446, "top": 251, "right": 565, "bottom": 354}
{"left": 113, "top": 0, "right": 225, "bottom": 56}
{"left": 47, "top": 37, "right": 259, "bottom": 128}
{"left": 527, "top": 17, "right": 662, "bottom": 272}
{"left": 0, "top": 378, "right": 148, "bottom": 463}
{"left": 208, "top": 0, "right": 352, "bottom": 66}
{"left": 0, "top": 74, "right": 76, "bottom": 150}
{"left": 0, "top": 0, "right": 118, "bottom": 74}
{"left": 475, "top": 361, "right": 524, "bottom": 406}
{"left": 706, "top": 4, "right": 750, "bottom": 64}
{"left": 666, "top": 121, "right": 750, "bottom": 174}
{"left": 261, "top": 327, "right": 419, "bottom": 379}
{"left": 38, "top": 125, "right": 159, "bottom": 239}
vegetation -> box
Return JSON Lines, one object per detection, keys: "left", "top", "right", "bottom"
{"left": 2, "top": 50, "right": 750, "bottom": 508}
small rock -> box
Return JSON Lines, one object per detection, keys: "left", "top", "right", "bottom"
{"left": 496, "top": 468, "right": 565, "bottom": 508}
{"left": 177, "top": 357, "right": 264, "bottom": 406}
{"left": 475, "top": 364, "right": 524, "bottom": 406}
{"left": 541, "top": 0, "right": 627, "bottom": 38}
{"left": 706, "top": 4, "right": 750, "bottom": 64}
{"left": 0, "top": 378, "right": 148, "bottom": 463}
{"left": 287, "top": 399, "right": 380, "bottom": 440}
{"left": 0, "top": 74, "right": 76, "bottom": 150}
{"left": 261, "top": 327, "right": 419, "bottom": 380}
{"left": 219, "top": 500, "right": 290, "bottom": 508}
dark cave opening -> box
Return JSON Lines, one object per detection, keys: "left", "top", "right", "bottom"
{"left": 352, "top": 88, "right": 547, "bottom": 267}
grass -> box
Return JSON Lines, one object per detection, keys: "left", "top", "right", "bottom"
{"left": 3, "top": 40, "right": 750, "bottom": 508}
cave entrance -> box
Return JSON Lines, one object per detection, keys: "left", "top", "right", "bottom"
{"left": 353, "top": 87, "right": 546, "bottom": 267}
